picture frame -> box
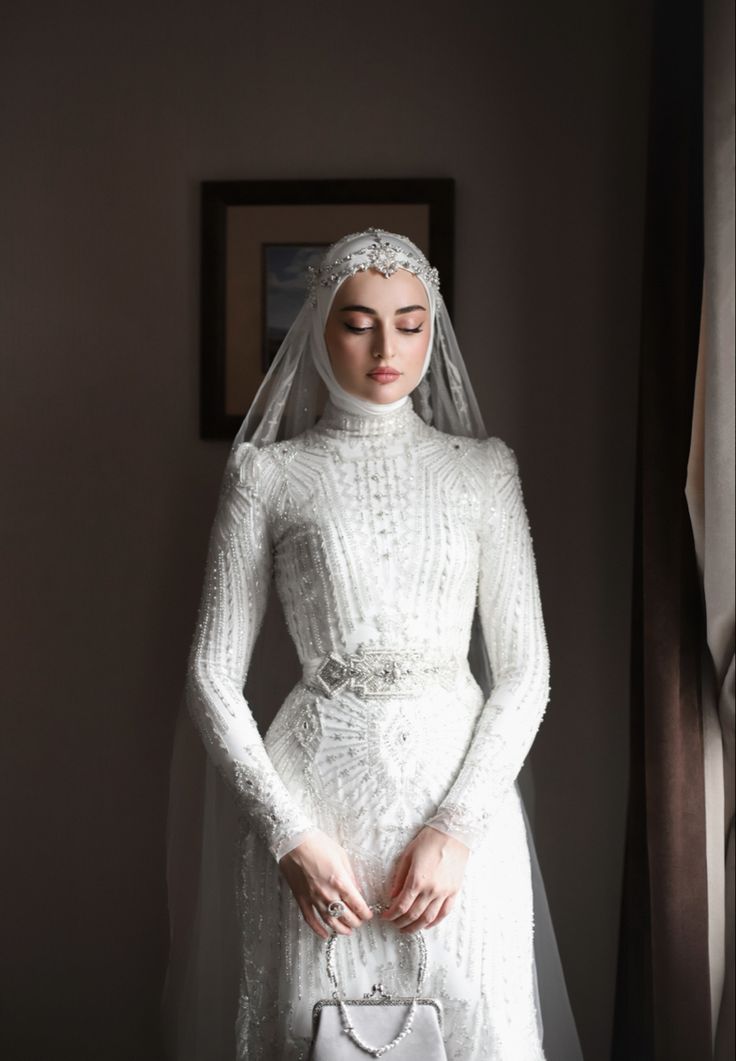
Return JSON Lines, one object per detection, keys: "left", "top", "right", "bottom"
{"left": 199, "top": 178, "right": 455, "bottom": 439}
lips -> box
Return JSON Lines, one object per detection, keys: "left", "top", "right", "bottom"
{"left": 368, "top": 368, "right": 400, "bottom": 380}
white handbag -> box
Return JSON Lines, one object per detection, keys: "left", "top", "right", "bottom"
{"left": 308, "top": 904, "right": 448, "bottom": 1060}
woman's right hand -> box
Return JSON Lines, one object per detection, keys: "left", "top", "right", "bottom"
{"left": 278, "top": 828, "right": 373, "bottom": 939}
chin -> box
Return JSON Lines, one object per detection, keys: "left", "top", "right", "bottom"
{"left": 361, "top": 380, "right": 415, "bottom": 403}
{"left": 368, "top": 390, "right": 408, "bottom": 404}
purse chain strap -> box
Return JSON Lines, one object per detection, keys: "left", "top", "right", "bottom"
{"left": 323, "top": 901, "right": 429, "bottom": 1057}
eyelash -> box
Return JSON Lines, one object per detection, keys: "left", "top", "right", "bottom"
{"left": 343, "top": 324, "right": 423, "bottom": 334}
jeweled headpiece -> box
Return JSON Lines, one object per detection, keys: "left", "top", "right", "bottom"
{"left": 306, "top": 227, "right": 442, "bottom": 306}
{"left": 228, "top": 226, "right": 481, "bottom": 445}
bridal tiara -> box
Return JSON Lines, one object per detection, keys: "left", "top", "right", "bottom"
{"left": 305, "top": 227, "right": 442, "bottom": 305}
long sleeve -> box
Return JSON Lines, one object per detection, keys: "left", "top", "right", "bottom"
{"left": 424, "top": 438, "right": 551, "bottom": 850}
{"left": 185, "top": 442, "right": 316, "bottom": 862}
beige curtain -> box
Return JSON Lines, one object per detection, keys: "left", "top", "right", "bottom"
{"left": 685, "top": 0, "right": 735, "bottom": 1055}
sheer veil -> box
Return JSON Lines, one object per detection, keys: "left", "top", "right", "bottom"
{"left": 162, "top": 229, "right": 583, "bottom": 1060}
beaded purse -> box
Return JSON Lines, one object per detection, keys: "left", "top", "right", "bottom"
{"left": 307, "top": 904, "right": 448, "bottom": 1060}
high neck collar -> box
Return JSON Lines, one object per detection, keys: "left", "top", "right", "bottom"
{"left": 315, "top": 395, "right": 419, "bottom": 438}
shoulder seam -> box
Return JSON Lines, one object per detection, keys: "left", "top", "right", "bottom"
{"left": 229, "top": 440, "right": 261, "bottom": 478}
{"left": 482, "top": 435, "right": 518, "bottom": 476}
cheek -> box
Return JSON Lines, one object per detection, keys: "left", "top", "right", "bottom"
{"left": 410, "top": 331, "right": 431, "bottom": 369}
{"left": 325, "top": 324, "right": 348, "bottom": 363}
{"left": 325, "top": 329, "right": 364, "bottom": 375}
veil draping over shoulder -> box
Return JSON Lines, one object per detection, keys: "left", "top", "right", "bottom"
{"left": 162, "top": 229, "right": 583, "bottom": 1061}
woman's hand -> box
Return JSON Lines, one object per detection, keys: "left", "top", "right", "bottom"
{"left": 381, "top": 826, "right": 470, "bottom": 934}
{"left": 278, "top": 828, "right": 373, "bottom": 940}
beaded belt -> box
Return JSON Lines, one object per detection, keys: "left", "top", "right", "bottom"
{"left": 302, "top": 645, "right": 462, "bottom": 700}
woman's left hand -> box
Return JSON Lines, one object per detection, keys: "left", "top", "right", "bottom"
{"left": 381, "top": 826, "right": 470, "bottom": 933}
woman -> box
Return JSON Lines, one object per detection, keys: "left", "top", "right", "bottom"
{"left": 162, "top": 229, "right": 582, "bottom": 1060}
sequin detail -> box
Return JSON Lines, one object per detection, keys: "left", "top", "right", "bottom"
{"left": 185, "top": 394, "right": 549, "bottom": 1060}
{"left": 304, "top": 645, "right": 462, "bottom": 699}
{"left": 306, "top": 227, "right": 442, "bottom": 305}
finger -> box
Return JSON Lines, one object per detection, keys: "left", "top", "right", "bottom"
{"left": 299, "top": 898, "right": 329, "bottom": 940}
{"left": 342, "top": 862, "right": 374, "bottom": 921}
{"left": 387, "top": 851, "right": 410, "bottom": 900}
{"left": 382, "top": 862, "right": 421, "bottom": 919}
{"left": 316, "top": 906, "right": 353, "bottom": 936}
{"left": 320, "top": 896, "right": 361, "bottom": 930}
{"left": 393, "top": 893, "right": 429, "bottom": 930}
{"left": 404, "top": 895, "right": 445, "bottom": 933}
{"left": 383, "top": 883, "right": 421, "bottom": 923}
{"left": 339, "top": 881, "right": 373, "bottom": 923}
{"left": 429, "top": 894, "right": 456, "bottom": 927}
{"left": 323, "top": 915, "right": 352, "bottom": 936}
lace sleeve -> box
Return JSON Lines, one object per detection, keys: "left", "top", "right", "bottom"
{"left": 424, "top": 438, "right": 551, "bottom": 850}
{"left": 185, "top": 442, "right": 316, "bottom": 862}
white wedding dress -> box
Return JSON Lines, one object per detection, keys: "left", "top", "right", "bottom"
{"left": 185, "top": 394, "right": 550, "bottom": 1061}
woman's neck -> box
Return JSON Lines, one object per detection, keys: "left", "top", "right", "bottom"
{"left": 328, "top": 388, "right": 410, "bottom": 417}
{"left": 316, "top": 394, "right": 417, "bottom": 437}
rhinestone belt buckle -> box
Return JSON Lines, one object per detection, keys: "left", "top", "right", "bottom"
{"left": 311, "top": 651, "right": 357, "bottom": 698}
{"left": 312, "top": 647, "right": 434, "bottom": 699}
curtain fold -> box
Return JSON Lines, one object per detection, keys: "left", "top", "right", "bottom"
{"left": 685, "top": 0, "right": 735, "bottom": 1055}
{"left": 611, "top": 0, "right": 713, "bottom": 1058}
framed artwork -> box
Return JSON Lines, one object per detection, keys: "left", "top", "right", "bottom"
{"left": 199, "top": 178, "right": 455, "bottom": 439}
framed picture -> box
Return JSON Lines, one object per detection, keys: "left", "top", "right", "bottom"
{"left": 199, "top": 178, "right": 455, "bottom": 439}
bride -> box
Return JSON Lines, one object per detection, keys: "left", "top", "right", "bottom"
{"left": 162, "top": 229, "right": 583, "bottom": 1061}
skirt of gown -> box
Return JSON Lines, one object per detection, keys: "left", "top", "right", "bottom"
{"left": 233, "top": 662, "right": 546, "bottom": 1061}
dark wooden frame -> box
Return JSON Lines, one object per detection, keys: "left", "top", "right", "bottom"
{"left": 199, "top": 178, "right": 455, "bottom": 439}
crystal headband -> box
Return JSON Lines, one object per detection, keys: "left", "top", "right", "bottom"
{"left": 306, "top": 227, "right": 441, "bottom": 306}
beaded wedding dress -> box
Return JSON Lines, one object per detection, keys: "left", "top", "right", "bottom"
{"left": 185, "top": 392, "right": 550, "bottom": 1060}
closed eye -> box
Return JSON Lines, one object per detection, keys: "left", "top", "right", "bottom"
{"left": 343, "top": 324, "right": 424, "bottom": 334}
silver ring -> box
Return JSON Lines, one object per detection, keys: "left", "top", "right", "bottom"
{"left": 327, "top": 900, "right": 346, "bottom": 918}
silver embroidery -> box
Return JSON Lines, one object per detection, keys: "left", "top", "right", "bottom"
{"left": 305, "top": 645, "right": 461, "bottom": 699}
{"left": 186, "top": 395, "right": 549, "bottom": 1060}
{"left": 306, "top": 227, "right": 442, "bottom": 305}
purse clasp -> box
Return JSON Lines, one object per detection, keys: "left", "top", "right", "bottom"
{"left": 363, "top": 982, "right": 393, "bottom": 1000}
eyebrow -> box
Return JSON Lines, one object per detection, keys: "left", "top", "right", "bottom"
{"left": 337, "top": 303, "right": 427, "bottom": 315}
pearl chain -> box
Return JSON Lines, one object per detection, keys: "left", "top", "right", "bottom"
{"left": 324, "top": 901, "right": 428, "bottom": 1056}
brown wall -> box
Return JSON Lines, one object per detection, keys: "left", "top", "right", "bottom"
{"left": 0, "top": 3, "right": 651, "bottom": 1059}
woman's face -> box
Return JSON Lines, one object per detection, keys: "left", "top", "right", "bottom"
{"left": 323, "top": 268, "right": 431, "bottom": 404}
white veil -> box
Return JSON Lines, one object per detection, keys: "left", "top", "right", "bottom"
{"left": 162, "top": 229, "right": 583, "bottom": 1060}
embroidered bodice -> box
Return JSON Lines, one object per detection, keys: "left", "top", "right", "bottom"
{"left": 185, "top": 396, "right": 550, "bottom": 862}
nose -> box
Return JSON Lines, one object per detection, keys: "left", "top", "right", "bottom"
{"left": 371, "top": 322, "right": 395, "bottom": 360}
